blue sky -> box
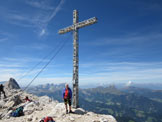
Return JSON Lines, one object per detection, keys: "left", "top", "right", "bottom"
{"left": 0, "top": 0, "right": 162, "bottom": 87}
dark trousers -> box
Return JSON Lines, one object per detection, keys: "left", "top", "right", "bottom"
{"left": 64, "top": 98, "right": 71, "bottom": 106}
{"left": 0, "top": 90, "right": 6, "bottom": 98}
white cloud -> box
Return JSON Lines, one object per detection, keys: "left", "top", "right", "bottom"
{"left": 0, "top": 63, "right": 22, "bottom": 68}
{"left": 40, "top": 29, "right": 46, "bottom": 36}
{"left": 0, "top": 0, "right": 66, "bottom": 36}
{"left": 2, "top": 52, "right": 162, "bottom": 86}
{"left": 26, "top": 0, "right": 54, "bottom": 10}
{"left": 46, "top": 0, "right": 65, "bottom": 22}
{"left": 0, "top": 31, "right": 14, "bottom": 43}
{"left": 0, "top": 68, "right": 23, "bottom": 81}
{"left": 14, "top": 43, "right": 50, "bottom": 50}
{"left": 79, "top": 61, "right": 162, "bottom": 84}
{"left": 92, "top": 32, "right": 162, "bottom": 46}
{"left": 0, "top": 61, "right": 46, "bottom": 83}
{"left": 37, "top": 0, "right": 65, "bottom": 36}
{"left": 0, "top": 38, "right": 8, "bottom": 42}
{"left": 2, "top": 57, "right": 49, "bottom": 64}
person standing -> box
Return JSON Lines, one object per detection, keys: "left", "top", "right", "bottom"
{"left": 63, "top": 84, "right": 73, "bottom": 114}
{"left": 0, "top": 84, "right": 6, "bottom": 99}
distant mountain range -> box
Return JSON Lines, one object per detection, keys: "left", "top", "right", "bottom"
{"left": 27, "top": 83, "right": 162, "bottom": 122}
{"left": 116, "top": 83, "right": 162, "bottom": 90}
{"left": 79, "top": 86, "right": 162, "bottom": 122}
{"left": 0, "top": 81, "right": 7, "bottom": 84}
{"left": 121, "top": 86, "right": 162, "bottom": 103}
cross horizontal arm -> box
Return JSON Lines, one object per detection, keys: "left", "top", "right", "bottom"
{"left": 76, "top": 17, "right": 97, "bottom": 29}
{"left": 58, "top": 25, "right": 74, "bottom": 34}
{"left": 58, "top": 17, "right": 97, "bottom": 34}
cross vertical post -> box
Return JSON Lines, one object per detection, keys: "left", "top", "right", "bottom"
{"left": 72, "top": 10, "right": 79, "bottom": 108}
{"left": 58, "top": 10, "right": 97, "bottom": 108}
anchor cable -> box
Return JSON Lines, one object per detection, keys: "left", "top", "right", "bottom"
{"left": 23, "top": 35, "right": 70, "bottom": 91}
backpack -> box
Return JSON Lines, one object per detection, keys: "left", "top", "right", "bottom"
{"left": 10, "top": 106, "right": 24, "bottom": 117}
{"left": 40, "top": 117, "right": 55, "bottom": 122}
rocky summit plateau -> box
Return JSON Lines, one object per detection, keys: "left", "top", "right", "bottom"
{"left": 0, "top": 78, "right": 117, "bottom": 122}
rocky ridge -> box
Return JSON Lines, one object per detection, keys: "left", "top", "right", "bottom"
{"left": 0, "top": 79, "right": 117, "bottom": 122}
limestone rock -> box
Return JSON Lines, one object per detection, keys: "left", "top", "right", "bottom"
{"left": 74, "top": 108, "right": 86, "bottom": 115}
{"left": 27, "top": 115, "right": 33, "bottom": 121}
{"left": 0, "top": 100, "right": 5, "bottom": 108}
{"left": 48, "top": 103, "right": 65, "bottom": 118}
{"left": 4, "top": 78, "right": 20, "bottom": 90}
{"left": 38, "top": 96, "right": 52, "bottom": 106}
{"left": 0, "top": 87, "right": 117, "bottom": 122}
{"left": 23, "top": 101, "right": 40, "bottom": 115}
{"left": 7, "top": 95, "right": 22, "bottom": 107}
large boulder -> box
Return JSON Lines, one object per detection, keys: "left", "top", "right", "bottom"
{"left": 38, "top": 96, "right": 52, "bottom": 106}
{"left": 4, "top": 95, "right": 22, "bottom": 108}
{"left": 23, "top": 101, "right": 42, "bottom": 115}
{"left": 73, "top": 108, "right": 86, "bottom": 115}
{"left": 4, "top": 78, "right": 20, "bottom": 90}
{"left": 48, "top": 103, "right": 65, "bottom": 117}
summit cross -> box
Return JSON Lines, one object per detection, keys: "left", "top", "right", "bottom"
{"left": 58, "top": 10, "right": 97, "bottom": 108}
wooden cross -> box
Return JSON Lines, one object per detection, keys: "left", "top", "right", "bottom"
{"left": 58, "top": 10, "right": 97, "bottom": 108}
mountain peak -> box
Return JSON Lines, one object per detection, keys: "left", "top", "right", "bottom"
{"left": 4, "top": 78, "right": 20, "bottom": 90}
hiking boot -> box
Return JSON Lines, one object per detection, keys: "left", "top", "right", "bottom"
{"left": 66, "top": 110, "right": 68, "bottom": 114}
{"left": 69, "top": 110, "right": 74, "bottom": 113}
